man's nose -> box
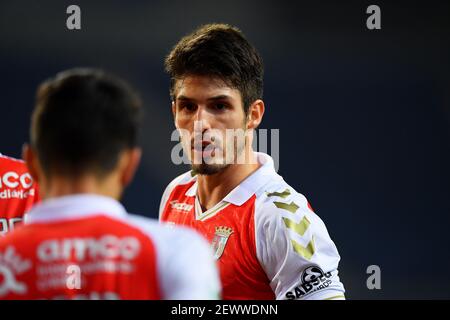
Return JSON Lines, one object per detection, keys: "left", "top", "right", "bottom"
{"left": 193, "top": 106, "right": 212, "bottom": 132}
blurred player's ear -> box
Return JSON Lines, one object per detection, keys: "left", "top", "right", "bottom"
{"left": 119, "top": 147, "right": 142, "bottom": 188}
{"left": 172, "top": 101, "right": 177, "bottom": 124}
{"left": 22, "top": 144, "right": 40, "bottom": 183}
{"left": 246, "top": 99, "right": 265, "bottom": 130}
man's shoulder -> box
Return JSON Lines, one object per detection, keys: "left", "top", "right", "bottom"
{"left": 159, "top": 171, "right": 197, "bottom": 216}
{"left": 161, "top": 170, "right": 196, "bottom": 197}
{"left": 252, "top": 178, "right": 341, "bottom": 272}
{"left": 0, "top": 154, "right": 28, "bottom": 172}
{"left": 255, "top": 178, "right": 310, "bottom": 215}
{"left": 252, "top": 177, "right": 328, "bottom": 234}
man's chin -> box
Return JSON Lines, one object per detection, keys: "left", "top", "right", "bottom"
{"left": 191, "top": 163, "right": 230, "bottom": 176}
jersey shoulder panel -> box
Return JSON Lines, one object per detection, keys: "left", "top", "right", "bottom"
{"left": 0, "top": 154, "right": 27, "bottom": 172}
{"left": 0, "top": 154, "right": 25, "bottom": 163}
{"left": 0, "top": 154, "right": 40, "bottom": 229}
{"left": 159, "top": 171, "right": 196, "bottom": 219}
{"left": 253, "top": 179, "right": 345, "bottom": 300}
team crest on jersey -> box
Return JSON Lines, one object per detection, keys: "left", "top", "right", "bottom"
{"left": 211, "top": 226, "right": 233, "bottom": 260}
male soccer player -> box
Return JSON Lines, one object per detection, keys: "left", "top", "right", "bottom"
{"left": 0, "top": 68, "right": 220, "bottom": 300}
{"left": 0, "top": 153, "right": 40, "bottom": 235}
{"left": 160, "top": 24, "right": 345, "bottom": 300}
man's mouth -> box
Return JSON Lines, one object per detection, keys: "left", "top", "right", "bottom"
{"left": 192, "top": 140, "right": 213, "bottom": 152}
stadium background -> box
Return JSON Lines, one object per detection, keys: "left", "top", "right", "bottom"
{"left": 1, "top": 0, "right": 449, "bottom": 299}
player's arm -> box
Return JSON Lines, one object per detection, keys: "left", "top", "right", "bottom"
{"left": 255, "top": 190, "right": 345, "bottom": 300}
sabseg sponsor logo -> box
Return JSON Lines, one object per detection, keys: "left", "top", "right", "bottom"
{"left": 285, "top": 265, "right": 332, "bottom": 299}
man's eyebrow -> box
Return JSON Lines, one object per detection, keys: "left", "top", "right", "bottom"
{"left": 176, "top": 95, "right": 232, "bottom": 101}
{"left": 207, "top": 95, "right": 232, "bottom": 101}
{"left": 176, "top": 95, "right": 192, "bottom": 101}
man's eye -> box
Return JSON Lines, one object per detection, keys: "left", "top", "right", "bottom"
{"left": 214, "top": 103, "right": 227, "bottom": 110}
{"left": 180, "top": 103, "right": 196, "bottom": 111}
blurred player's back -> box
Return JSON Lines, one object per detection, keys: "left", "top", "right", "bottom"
{"left": 0, "top": 68, "right": 220, "bottom": 300}
{"left": 0, "top": 153, "right": 39, "bottom": 235}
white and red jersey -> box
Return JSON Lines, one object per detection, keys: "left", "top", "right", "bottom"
{"left": 160, "top": 152, "right": 345, "bottom": 300}
{"left": 0, "top": 153, "right": 40, "bottom": 235}
{"left": 0, "top": 194, "right": 220, "bottom": 300}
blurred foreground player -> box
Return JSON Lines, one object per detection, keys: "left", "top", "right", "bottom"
{"left": 0, "top": 153, "right": 39, "bottom": 235}
{"left": 160, "top": 24, "right": 345, "bottom": 300}
{"left": 0, "top": 68, "right": 220, "bottom": 300}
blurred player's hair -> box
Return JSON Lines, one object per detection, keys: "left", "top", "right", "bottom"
{"left": 31, "top": 68, "right": 142, "bottom": 178}
{"left": 165, "top": 23, "right": 264, "bottom": 114}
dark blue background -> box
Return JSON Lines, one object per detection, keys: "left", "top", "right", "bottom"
{"left": 1, "top": 0, "right": 449, "bottom": 299}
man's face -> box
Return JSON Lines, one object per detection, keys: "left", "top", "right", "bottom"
{"left": 172, "top": 75, "right": 249, "bottom": 175}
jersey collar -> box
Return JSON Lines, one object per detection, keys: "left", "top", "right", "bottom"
{"left": 25, "top": 194, "right": 128, "bottom": 224}
{"left": 185, "top": 152, "right": 281, "bottom": 206}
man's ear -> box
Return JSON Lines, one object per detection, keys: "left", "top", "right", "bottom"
{"left": 120, "top": 147, "right": 142, "bottom": 188}
{"left": 22, "top": 144, "right": 40, "bottom": 183}
{"left": 172, "top": 100, "right": 177, "bottom": 118}
{"left": 246, "top": 99, "right": 265, "bottom": 130}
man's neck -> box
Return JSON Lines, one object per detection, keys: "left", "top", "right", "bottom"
{"left": 40, "top": 175, "right": 122, "bottom": 201}
{"left": 196, "top": 152, "right": 260, "bottom": 211}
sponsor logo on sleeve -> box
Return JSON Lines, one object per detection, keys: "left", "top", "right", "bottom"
{"left": 285, "top": 265, "right": 333, "bottom": 300}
